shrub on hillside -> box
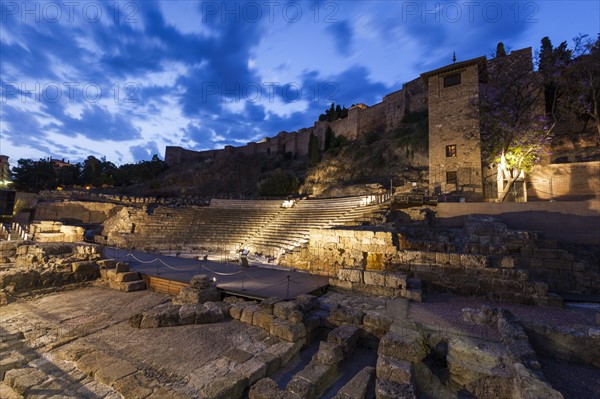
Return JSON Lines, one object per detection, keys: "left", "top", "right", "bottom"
{"left": 259, "top": 170, "right": 300, "bottom": 197}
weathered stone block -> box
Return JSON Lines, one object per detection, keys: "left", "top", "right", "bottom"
{"left": 334, "top": 366, "right": 374, "bottom": 399}
{"left": 270, "top": 319, "right": 306, "bottom": 342}
{"left": 376, "top": 355, "right": 414, "bottom": 385}
{"left": 288, "top": 310, "right": 304, "bottom": 324}
{"left": 0, "top": 352, "right": 27, "bottom": 380}
{"left": 364, "top": 312, "right": 393, "bottom": 336}
{"left": 329, "top": 278, "right": 353, "bottom": 290}
{"left": 115, "top": 271, "right": 140, "bottom": 282}
{"left": 112, "top": 373, "right": 154, "bottom": 399}
{"left": 363, "top": 270, "right": 386, "bottom": 286}
{"left": 71, "top": 261, "right": 99, "bottom": 279}
{"left": 230, "top": 304, "right": 246, "bottom": 320}
{"left": 253, "top": 352, "right": 280, "bottom": 376}
{"left": 253, "top": 311, "right": 275, "bottom": 331}
{"left": 4, "top": 367, "right": 48, "bottom": 395}
{"left": 328, "top": 325, "right": 360, "bottom": 356}
{"left": 203, "top": 370, "right": 248, "bottom": 399}
{"left": 328, "top": 305, "right": 365, "bottom": 326}
{"left": 338, "top": 268, "right": 363, "bottom": 283}
{"left": 259, "top": 297, "right": 281, "bottom": 314}
{"left": 378, "top": 329, "right": 427, "bottom": 363}
{"left": 195, "top": 305, "right": 225, "bottom": 324}
{"left": 120, "top": 280, "right": 146, "bottom": 292}
{"left": 249, "top": 378, "right": 285, "bottom": 399}
{"left": 295, "top": 294, "right": 319, "bottom": 313}
{"left": 315, "top": 341, "right": 344, "bottom": 365}
{"left": 273, "top": 301, "right": 299, "bottom": 320}
{"left": 95, "top": 360, "right": 138, "bottom": 387}
{"left": 179, "top": 304, "right": 197, "bottom": 325}
{"left": 385, "top": 273, "right": 406, "bottom": 289}
{"left": 460, "top": 254, "right": 489, "bottom": 268}
{"left": 97, "top": 259, "right": 118, "bottom": 270}
{"left": 304, "top": 312, "right": 322, "bottom": 335}
{"left": 236, "top": 358, "right": 267, "bottom": 385}
{"left": 190, "top": 274, "right": 212, "bottom": 289}
{"left": 375, "top": 379, "right": 416, "bottom": 399}
{"left": 288, "top": 362, "right": 338, "bottom": 399}
{"left": 266, "top": 341, "right": 304, "bottom": 366}
{"left": 241, "top": 305, "right": 261, "bottom": 324}
{"left": 115, "top": 262, "right": 129, "bottom": 273}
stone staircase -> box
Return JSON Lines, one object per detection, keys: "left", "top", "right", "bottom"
{"left": 98, "top": 259, "right": 147, "bottom": 292}
{"left": 249, "top": 325, "right": 379, "bottom": 399}
{"left": 244, "top": 196, "right": 388, "bottom": 259}
{"left": 102, "top": 200, "right": 285, "bottom": 253}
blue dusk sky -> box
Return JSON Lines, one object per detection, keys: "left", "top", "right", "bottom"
{"left": 1, "top": 0, "right": 598, "bottom": 165}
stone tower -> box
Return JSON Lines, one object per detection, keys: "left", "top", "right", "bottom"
{"left": 0, "top": 155, "right": 9, "bottom": 184}
{"left": 421, "top": 56, "right": 487, "bottom": 201}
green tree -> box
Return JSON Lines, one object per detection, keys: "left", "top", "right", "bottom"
{"left": 11, "top": 159, "right": 57, "bottom": 191}
{"left": 328, "top": 103, "right": 336, "bottom": 122}
{"left": 259, "top": 170, "right": 299, "bottom": 196}
{"left": 496, "top": 42, "right": 507, "bottom": 57}
{"left": 82, "top": 156, "right": 116, "bottom": 187}
{"left": 538, "top": 37, "right": 571, "bottom": 116}
{"left": 324, "top": 127, "right": 335, "bottom": 151}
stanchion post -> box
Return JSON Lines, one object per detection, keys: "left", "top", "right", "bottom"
{"left": 156, "top": 262, "right": 160, "bottom": 276}
{"left": 242, "top": 268, "right": 245, "bottom": 291}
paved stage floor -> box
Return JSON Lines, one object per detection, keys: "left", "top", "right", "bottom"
{"left": 102, "top": 247, "right": 329, "bottom": 299}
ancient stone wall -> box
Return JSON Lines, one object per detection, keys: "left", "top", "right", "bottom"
{"left": 35, "top": 200, "right": 121, "bottom": 224}
{"left": 30, "top": 221, "right": 84, "bottom": 242}
{"left": 287, "top": 228, "right": 397, "bottom": 275}
{"left": 528, "top": 161, "right": 600, "bottom": 200}
{"left": 436, "top": 200, "right": 600, "bottom": 245}
{"left": 0, "top": 243, "right": 101, "bottom": 304}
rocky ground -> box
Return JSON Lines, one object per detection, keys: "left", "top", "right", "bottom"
{"left": 1, "top": 285, "right": 598, "bottom": 398}
{"left": 0, "top": 287, "right": 296, "bottom": 398}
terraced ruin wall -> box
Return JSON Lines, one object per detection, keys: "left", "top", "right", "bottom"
{"left": 436, "top": 199, "right": 600, "bottom": 245}
{"left": 283, "top": 225, "right": 600, "bottom": 305}
{"left": 35, "top": 201, "right": 122, "bottom": 224}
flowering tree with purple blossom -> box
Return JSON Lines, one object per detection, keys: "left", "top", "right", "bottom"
{"left": 479, "top": 46, "right": 554, "bottom": 202}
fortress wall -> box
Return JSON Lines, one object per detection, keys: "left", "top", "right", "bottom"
{"left": 164, "top": 78, "right": 430, "bottom": 165}
{"left": 326, "top": 107, "right": 360, "bottom": 140}
{"left": 358, "top": 101, "right": 387, "bottom": 134}
{"left": 383, "top": 89, "right": 406, "bottom": 131}
{"left": 295, "top": 129, "right": 312, "bottom": 155}
{"left": 403, "top": 77, "right": 428, "bottom": 113}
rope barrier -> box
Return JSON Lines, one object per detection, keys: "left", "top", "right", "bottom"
{"left": 242, "top": 271, "right": 289, "bottom": 285}
{"left": 127, "top": 253, "right": 160, "bottom": 264}
{"left": 127, "top": 253, "right": 198, "bottom": 271}
{"left": 124, "top": 250, "right": 319, "bottom": 288}
{"left": 158, "top": 258, "right": 198, "bottom": 271}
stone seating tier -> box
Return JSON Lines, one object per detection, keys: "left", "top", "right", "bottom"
{"left": 103, "top": 196, "right": 391, "bottom": 258}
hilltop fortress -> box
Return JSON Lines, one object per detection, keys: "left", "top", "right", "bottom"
{"left": 165, "top": 77, "right": 427, "bottom": 162}
{"left": 167, "top": 47, "right": 599, "bottom": 202}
